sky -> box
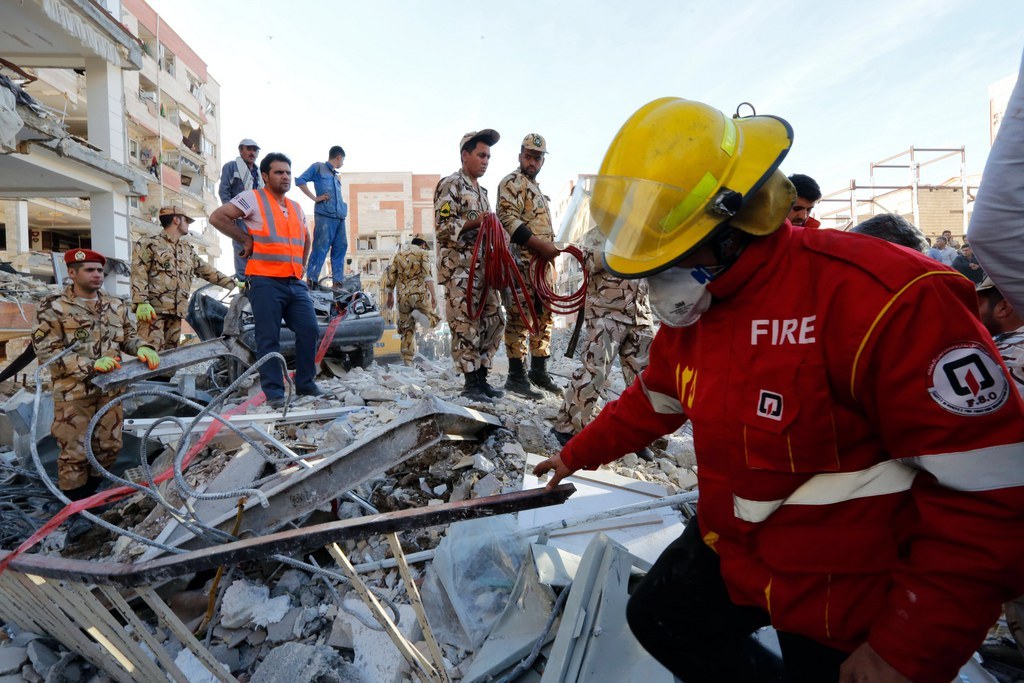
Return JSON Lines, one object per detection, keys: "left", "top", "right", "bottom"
{"left": 148, "top": 0, "right": 1024, "bottom": 233}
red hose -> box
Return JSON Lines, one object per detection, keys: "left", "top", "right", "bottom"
{"left": 465, "top": 213, "right": 587, "bottom": 334}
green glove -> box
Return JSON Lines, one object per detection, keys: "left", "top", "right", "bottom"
{"left": 94, "top": 356, "right": 121, "bottom": 373}
{"left": 136, "top": 302, "right": 156, "bottom": 322}
{"left": 137, "top": 346, "right": 160, "bottom": 370}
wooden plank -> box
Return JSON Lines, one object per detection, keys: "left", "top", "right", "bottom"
{"left": 386, "top": 532, "right": 450, "bottom": 683}
{"left": 137, "top": 586, "right": 236, "bottom": 683}
{"left": 99, "top": 585, "right": 190, "bottom": 683}
{"left": 328, "top": 543, "right": 439, "bottom": 683}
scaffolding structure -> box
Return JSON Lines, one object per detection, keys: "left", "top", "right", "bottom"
{"left": 817, "top": 146, "right": 975, "bottom": 236}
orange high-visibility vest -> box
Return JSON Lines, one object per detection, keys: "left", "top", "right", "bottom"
{"left": 246, "top": 189, "right": 306, "bottom": 278}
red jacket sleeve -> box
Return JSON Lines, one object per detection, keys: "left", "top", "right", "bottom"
{"left": 853, "top": 272, "right": 1024, "bottom": 681}
{"left": 561, "top": 326, "right": 689, "bottom": 470}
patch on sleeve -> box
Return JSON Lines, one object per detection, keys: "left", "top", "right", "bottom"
{"left": 927, "top": 342, "right": 1009, "bottom": 416}
{"left": 32, "top": 329, "right": 45, "bottom": 342}
{"left": 74, "top": 328, "right": 90, "bottom": 342}
{"left": 235, "top": 195, "right": 251, "bottom": 211}
{"left": 439, "top": 202, "right": 451, "bottom": 219}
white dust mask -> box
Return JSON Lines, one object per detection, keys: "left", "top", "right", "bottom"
{"left": 647, "top": 266, "right": 714, "bottom": 327}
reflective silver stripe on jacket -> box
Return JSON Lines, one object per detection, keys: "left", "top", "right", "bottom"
{"left": 733, "top": 460, "right": 918, "bottom": 523}
{"left": 641, "top": 375, "right": 684, "bottom": 414}
{"left": 902, "top": 442, "right": 1024, "bottom": 492}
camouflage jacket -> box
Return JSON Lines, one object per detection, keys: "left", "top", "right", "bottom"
{"left": 497, "top": 169, "right": 553, "bottom": 261}
{"left": 433, "top": 170, "right": 490, "bottom": 284}
{"left": 584, "top": 248, "right": 654, "bottom": 326}
{"left": 383, "top": 243, "right": 434, "bottom": 299}
{"left": 32, "top": 286, "right": 145, "bottom": 401}
{"left": 131, "top": 231, "right": 234, "bottom": 317}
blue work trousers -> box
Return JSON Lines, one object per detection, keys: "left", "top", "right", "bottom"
{"left": 306, "top": 215, "right": 347, "bottom": 284}
{"left": 247, "top": 276, "right": 319, "bottom": 400}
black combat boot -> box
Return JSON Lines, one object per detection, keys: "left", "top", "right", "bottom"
{"left": 529, "top": 356, "right": 562, "bottom": 395}
{"left": 505, "top": 358, "right": 543, "bottom": 399}
{"left": 63, "top": 476, "right": 102, "bottom": 501}
{"left": 478, "top": 367, "right": 505, "bottom": 399}
{"left": 461, "top": 371, "right": 493, "bottom": 403}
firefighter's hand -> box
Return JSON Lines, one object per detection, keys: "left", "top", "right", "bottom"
{"left": 838, "top": 643, "right": 910, "bottom": 683}
{"left": 135, "top": 302, "right": 156, "bottom": 322}
{"left": 93, "top": 356, "right": 121, "bottom": 373}
{"left": 137, "top": 346, "right": 161, "bottom": 370}
{"left": 532, "top": 454, "right": 576, "bottom": 491}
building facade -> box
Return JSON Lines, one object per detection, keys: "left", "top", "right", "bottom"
{"left": 0, "top": 0, "right": 221, "bottom": 293}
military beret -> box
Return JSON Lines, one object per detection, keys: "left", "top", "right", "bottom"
{"left": 64, "top": 249, "right": 106, "bottom": 266}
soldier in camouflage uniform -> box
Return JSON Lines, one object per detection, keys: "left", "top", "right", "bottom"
{"left": 551, "top": 246, "right": 654, "bottom": 444}
{"left": 383, "top": 237, "right": 439, "bottom": 364}
{"left": 33, "top": 249, "right": 160, "bottom": 499}
{"left": 498, "top": 133, "right": 564, "bottom": 399}
{"left": 434, "top": 129, "right": 506, "bottom": 402}
{"left": 131, "top": 206, "right": 235, "bottom": 350}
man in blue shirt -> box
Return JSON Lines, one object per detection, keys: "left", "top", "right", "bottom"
{"left": 297, "top": 146, "right": 349, "bottom": 288}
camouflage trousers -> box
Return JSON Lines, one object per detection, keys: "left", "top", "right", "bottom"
{"left": 52, "top": 393, "right": 123, "bottom": 490}
{"left": 503, "top": 258, "right": 554, "bottom": 360}
{"left": 443, "top": 270, "right": 504, "bottom": 373}
{"left": 138, "top": 313, "right": 182, "bottom": 351}
{"left": 397, "top": 291, "right": 439, "bottom": 362}
{"left": 553, "top": 316, "right": 654, "bottom": 435}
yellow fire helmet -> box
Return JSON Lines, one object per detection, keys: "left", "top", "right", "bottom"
{"left": 557, "top": 97, "right": 794, "bottom": 277}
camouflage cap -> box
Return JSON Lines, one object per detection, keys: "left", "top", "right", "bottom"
{"left": 522, "top": 133, "right": 548, "bottom": 154}
{"left": 460, "top": 129, "right": 500, "bottom": 152}
{"left": 158, "top": 206, "right": 196, "bottom": 224}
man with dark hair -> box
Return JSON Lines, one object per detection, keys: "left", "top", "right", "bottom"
{"left": 297, "top": 146, "right": 349, "bottom": 289}
{"left": 977, "top": 276, "right": 1024, "bottom": 395}
{"left": 498, "top": 133, "right": 563, "bottom": 398}
{"left": 131, "top": 206, "right": 235, "bottom": 350}
{"left": 209, "top": 153, "right": 321, "bottom": 409}
{"left": 787, "top": 173, "right": 822, "bottom": 228}
{"left": 34, "top": 249, "right": 160, "bottom": 499}
{"left": 928, "top": 235, "right": 958, "bottom": 266}
{"left": 849, "top": 213, "right": 928, "bottom": 252}
{"left": 382, "top": 237, "right": 439, "bottom": 365}
{"left": 434, "top": 129, "right": 505, "bottom": 402}
{"left": 219, "top": 138, "right": 264, "bottom": 281}
{"left": 953, "top": 244, "right": 986, "bottom": 285}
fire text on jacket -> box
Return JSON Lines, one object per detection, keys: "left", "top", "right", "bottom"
{"left": 750, "top": 316, "right": 817, "bottom": 346}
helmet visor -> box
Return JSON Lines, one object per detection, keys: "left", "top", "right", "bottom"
{"left": 557, "top": 174, "right": 727, "bottom": 277}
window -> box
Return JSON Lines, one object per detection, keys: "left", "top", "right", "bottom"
{"left": 129, "top": 139, "right": 140, "bottom": 159}
{"left": 159, "top": 45, "right": 176, "bottom": 77}
{"left": 129, "top": 196, "right": 139, "bottom": 209}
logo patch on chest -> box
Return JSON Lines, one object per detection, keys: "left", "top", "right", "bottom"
{"left": 756, "top": 390, "right": 784, "bottom": 421}
{"left": 74, "top": 328, "right": 90, "bottom": 342}
{"left": 927, "top": 343, "right": 1008, "bottom": 416}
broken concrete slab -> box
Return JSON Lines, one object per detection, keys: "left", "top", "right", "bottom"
{"left": 531, "top": 544, "right": 582, "bottom": 588}
{"left": 0, "top": 647, "right": 27, "bottom": 676}
{"left": 342, "top": 598, "right": 419, "bottom": 683}
{"left": 250, "top": 642, "right": 364, "bottom": 683}
{"left": 158, "top": 396, "right": 501, "bottom": 552}
{"left": 521, "top": 453, "right": 685, "bottom": 564}
{"left": 25, "top": 640, "right": 57, "bottom": 677}
{"left": 541, "top": 534, "right": 674, "bottom": 683}
{"left": 219, "top": 580, "right": 289, "bottom": 630}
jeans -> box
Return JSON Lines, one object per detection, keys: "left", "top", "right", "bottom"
{"left": 247, "top": 276, "right": 319, "bottom": 400}
{"left": 306, "top": 215, "right": 347, "bottom": 284}
{"left": 625, "top": 516, "right": 850, "bottom": 683}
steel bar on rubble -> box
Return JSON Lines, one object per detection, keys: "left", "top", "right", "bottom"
{"left": 349, "top": 488, "right": 699, "bottom": 573}
{"left": 89, "top": 337, "right": 255, "bottom": 391}
{"left": 0, "top": 485, "right": 574, "bottom": 587}
{"left": 122, "top": 406, "right": 364, "bottom": 436}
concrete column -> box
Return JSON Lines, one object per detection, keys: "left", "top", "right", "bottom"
{"left": 85, "top": 58, "right": 131, "bottom": 294}
{"left": 0, "top": 201, "right": 29, "bottom": 259}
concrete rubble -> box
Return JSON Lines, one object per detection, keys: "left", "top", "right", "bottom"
{"left": 0, "top": 347, "right": 704, "bottom": 682}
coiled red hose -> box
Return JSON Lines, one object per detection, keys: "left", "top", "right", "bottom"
{"left": 466, "top": 213, "right": 587, "bottom": 334}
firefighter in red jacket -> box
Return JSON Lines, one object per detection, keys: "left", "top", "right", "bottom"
{"left": 534, "top": 98, "right": 1024, "bottom": 683}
